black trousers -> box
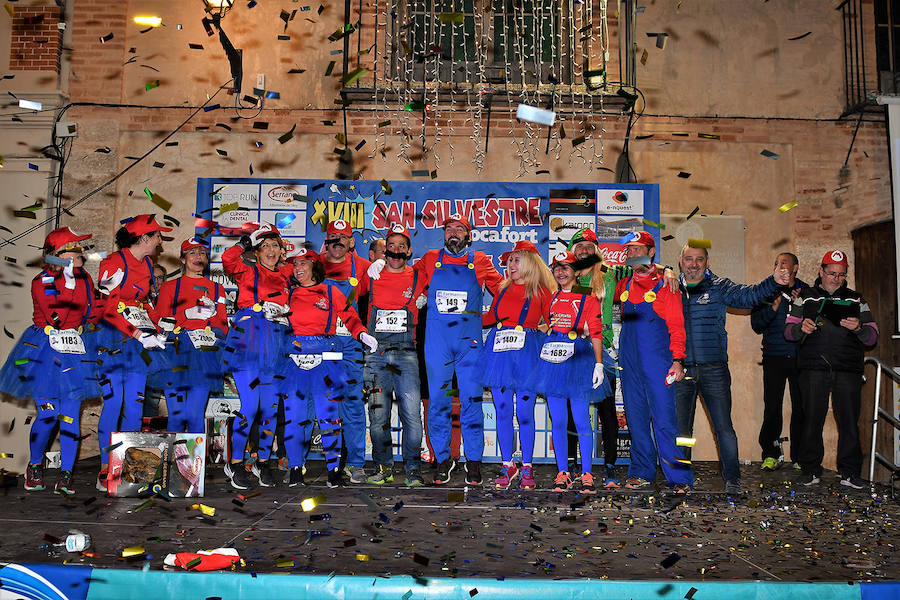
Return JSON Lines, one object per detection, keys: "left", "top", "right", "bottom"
{"left": 568, "top": 377, "right": 618, "bottom": 469}
{"left": 758, "top": 355, "right": 803, "bottom": 461}
{"left": 797, "top": 368, "right": 864, "bottom": 478}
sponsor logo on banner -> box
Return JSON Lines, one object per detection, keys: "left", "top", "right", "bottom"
{"left": 260, "top": 184, "right": 308, "bottom": 209}
{"left": 597, "top": 242, "right": 628, "bottom": 265}
{"left": 548, "top": 188, "right": 597, "bottom": 214}
{"left": 548, "top": 215, "right": 596, "bottom": 242}
{"left": 596, "top": 216, "right": 643, "bottom": 240}
{"left": 597, "top": 189, "right": 644, "bottom": 215}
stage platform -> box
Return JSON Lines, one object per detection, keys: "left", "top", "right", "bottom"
{"left": 0, "top": 461, "right": 896, "bottom": 600}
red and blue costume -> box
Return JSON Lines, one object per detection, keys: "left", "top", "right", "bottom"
{"left": 286, "top": 283, "right": 367, "bottom": 471}
{"left": 153, "top": 275, "right": 228, "bottom": 433}
{"left": 616, "top": 268, "right": 692, "bottom": 486}
{"left": 221, "top": 243, "right": 293, "bottom": 463}
{"left": 416, "top": 247, "right": 503, "bottom": 465}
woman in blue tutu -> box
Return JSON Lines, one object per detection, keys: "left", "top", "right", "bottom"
{"left": 153, "top": 238, "right": 228, "bottom": 433}
{"left": 0, "top": 227, "right": 101, "bottom": 495}
{"left": 533, "top": 250, "right": 612, "bottom": 494}
{"left": 284, "top": 248, "right": 378, "bottom": 488}
{"left": 221, "top": 223, "right": 293, "bottom": 490}
{"left": 94, "top": 214, "right": 170, "bottom": 493}
{"left": 480, "top": 240, "right": 554, "bottom": 491}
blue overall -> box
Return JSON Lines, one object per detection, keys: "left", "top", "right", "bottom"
{"left": 285, "top": 285, "right": 346, "bottom": 471}
{"left": 165, "top": 279, "right": 225, "bottom": 434}
{"left": 97, "top": 252, "right": 159, "bottom": 464}
{"left": 324, "top": 257, "right": 366, "bottom": 469}
{"left": 619, "top": 277, "right": 693, "bottom": 486}
{"left": 485, "top": 289, "right": 537, "bottom": 464}
{"left": 425, "top": 249, "right": 485, "bottom": 463}
{"left": 224, "top": 268, "right": 288, "bottom": 463}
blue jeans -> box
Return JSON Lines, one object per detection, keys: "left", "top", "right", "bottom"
{"left": 364, "top": 348, "right": 423, "bottom": 473}
{"left": 675, "top": 363, "right": 741, "bottom": 483}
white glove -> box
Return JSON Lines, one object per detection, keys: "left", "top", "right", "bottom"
{"left": 98, "top": 268, "right": 124, "bottom": 295}
{"left": 63, "top": 259, "right": 76, "bottom": 290}
{"left": 367, "top": 258, "right": 386, "bottom": 280}
{"left": 137, "top": 332, "right": 165, "bottom": 350}
{"left": 592, "top": 363, "right": 605, "bottom": 389}
{"left": 359, "top": 332, "right": 378, "bottom": 353}
{"left": 249, "top": 223, "right": 277, "bottom": 246}
{"left": 415, "top": 294, "right": 427, "bottom": 309}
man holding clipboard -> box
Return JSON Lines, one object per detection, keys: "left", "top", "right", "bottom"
{"left": 785, "top": 250, "right": 879, "bottom": 489}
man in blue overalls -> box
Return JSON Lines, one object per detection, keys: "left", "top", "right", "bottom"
{"left": 370, "top": 214, "right": 503, "bottom": 485}
{"left": 614, "top": 231, "right": 693, "bottom": 492}
{"left": 319, "top": 219, "right": 372, "bottom": 484}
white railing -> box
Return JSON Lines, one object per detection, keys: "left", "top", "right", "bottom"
{"left": 865, "top": 356, "right": 900, "bottom": 496}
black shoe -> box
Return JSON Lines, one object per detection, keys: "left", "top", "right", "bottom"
{"left": 327, "top": 467, "right": 344, "bottom": 488}
{"left": 254, "top": 460, "right": 276, "bottom": 488}
{"left": 464, "top": 460, "right": 482, "bottom": 485}
{"left": 225, "top": 462, "right": 253, "bottom": 490}
{"left": 54, "top": 470, "right": 75, "bottom": 496}
{"left": 840, "top": 475, "right": 866, "bottom": 490}
{"left": 287, "top": 466, "right": 305, "bottom": 487}
{"left": 796, "top": 472, "right": 820, "bottom": 487}
{"left": 433, "top": 459, "right": 456, "bottom": 485}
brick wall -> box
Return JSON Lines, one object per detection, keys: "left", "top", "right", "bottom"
{"left": 69, "top": 0, "right": 127, "bottom": 103}
{"left": 9, "top": 5, "right": 63, "bottom": 71}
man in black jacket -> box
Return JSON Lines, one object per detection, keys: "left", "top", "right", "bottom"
{"left": 785, "top": 250, "right": 878, "bottom": 489}
{"left": 750, "top": 253, "right": 808, "bottom": 471}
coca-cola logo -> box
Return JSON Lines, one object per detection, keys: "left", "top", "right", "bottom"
{"left": 599, "top": 246, "right": 628, "bottom": 264}
{"left": 267, "top": 186, "right": 301, "bottom": 202}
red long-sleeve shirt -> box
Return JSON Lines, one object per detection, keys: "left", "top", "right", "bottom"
{"left": 97, "top": 248, "right": 156, "bottom": 337}
{"left": 414, "top": 248, "right": 503, "bottom": 297}
{"left": 30, "top": 269, "right": 96, "bottom": 329}
{"left": 544, "top": 290, "right": 605, "bottom": 340}
{"left": 154, "top": 276, "right": 228, "bottom": 332}
{"left": 482, "top": 282, "right": 553, "bottom": 328}
{"left": 368, "top": 266, "right": 428, "bottom": 326}
{"left": 320, "top": 253, "right": 370, "bottom": 300}
{"left": 287, "top": 283, "right": 367, "bottom": 338}
{"left": 222, "top": 244, "right": 292, "bottom": 310}
{"left": 615, "top": 268, "right": 686, "bottom": 359}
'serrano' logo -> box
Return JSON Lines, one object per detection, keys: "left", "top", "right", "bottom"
{"left": 267, "top": 186, "right": 300, "bottom": 202}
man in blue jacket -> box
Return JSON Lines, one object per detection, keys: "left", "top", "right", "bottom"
{"left": 676, "top": 244, "right": 790, "bottom": 494}
{"left": 750, "top": 252, "right": 808, "bottom": 472}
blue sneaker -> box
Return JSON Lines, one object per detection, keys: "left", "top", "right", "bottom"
{"left": 603, "top": 464, "right": 620, "bottom": 488}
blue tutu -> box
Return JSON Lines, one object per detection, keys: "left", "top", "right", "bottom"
{"left": 154, "top": 329, "right": 226, "bottom": 395}
{"left": 528, "top": 331, "right": 612, "bottom": 401}
{"left": 94, "top": 321, "right": 163, "bottom": 376}
{"left": 0, "top": 325, "right": 101, "bottom": 403}
{"left": 223, "top": 307, "right": 290, "bottom": 375}
{"left": 478, "top": 327, "right": 546, "bottom": 396}
{"left": 284, "top": 335, "right": 348, "bottom": 402}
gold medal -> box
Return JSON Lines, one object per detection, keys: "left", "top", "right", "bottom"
{"left": 252, "top": 303, "right": 263, "bottom": 312}
{"left": 44, "top": 325, "right": 53, "bottom": 335}
{"left": 644, "top": 291, "right": 657, "bottom": 303}
{"left": 568, "top": 331, "right": 578, "bottom": 340}
{"left": 117, "top": 301, "right": 126, "bottom": 313}
{"left": 349, "top": 277, "right": 359, "bottom": 287}
{"left": 619, "top": 290, "right": 629, "bottom": 302}
{"left": 515, "top": 325, "right": 523, "bottom": 331}
{"left": 205, "top": 326, "right": 212, "bottom": 334}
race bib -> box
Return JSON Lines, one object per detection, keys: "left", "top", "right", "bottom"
{"left": 290, "top": 354, "right": 323, "bottom": 370}
{"left": 435, "top": 290, "right": 467, "bottom": 314}
{"left": 49, "top": 329, "right": 85, "bottom": 354}
{"left": 184, "top": 304, "right": 216, "bottom": 321}
{"left": 261, "top": 301, "right": 286, "bottom": 323}
{"left": 335, "top": 317, "right": 351, "bottom": 337}
{"left": 375, "top": 309, "right": 408, "bottom": 333}
{"left": 187, "top": 329, "right": 217, "bottom": 349}
{"left": 123, "top": 306, "right": 155, "bottom": 331}
{"left": 492, "top": 328, "right": 526, "bottom": 352}
{"left": 540, "top": 341, "right": 575, "bottom": 363}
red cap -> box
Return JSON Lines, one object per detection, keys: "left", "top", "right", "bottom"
{"left": 287, "top": 247, "right": 319, "bottom": 263}
{"left": 386, "top": 223, "right": 412, "bottom": 245}
{"left": 821, "top": 250, "right": 848, "bottom": 267}
{"left": 44, "top": 227, "right": 92, "bottom": 254}
{"left": 122, "top": 214, "right": 173, "bottom": 236}
{"left": 180, "top": 237, "right": 208, "bottom": 254}
{"left": 499, "top": 240, "right": 540, "bottom": 265}
{"left": 568, "top": 228, "right": 598, "bottom": 248}
{"left": 443, "top": 213, "right": 471, "bottom": 231}
{"left": 248, "top": 222, "right": 281, "bottom": 246}
{"left": 326, "top": 219, "right": 353, "bottom": 237}
{"left": 550, "top": 250, "right": 577, "bottom": 266}
{"left": 623, "top": 230, "right": 655, "bottom": 248}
